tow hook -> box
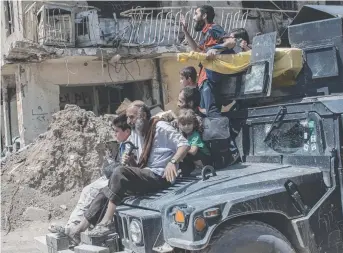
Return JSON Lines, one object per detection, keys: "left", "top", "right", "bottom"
{"left": 202, "top": 165, "right": 217, "bottom": 181}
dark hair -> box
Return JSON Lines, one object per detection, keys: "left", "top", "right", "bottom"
{"left": 230, "top": 28, "right": 250, "bottom": 44}
{"left": 198, "top": 5, "right": 215, "bottom": 23}
{"left": 181, "top": 86, "right": 201, "bottom": 108}
{"left": 133, "top": 103, "right": 151, "bottom": 120}
{"left": 180, "top": 66, "right": 197, "bottom": 83}
{"left": 113, "top": 113, "right": 130, "bottom": 131}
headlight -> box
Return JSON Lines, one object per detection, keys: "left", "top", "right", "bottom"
{"left": 129, "top": 219, "right": 143, "bottom": 244}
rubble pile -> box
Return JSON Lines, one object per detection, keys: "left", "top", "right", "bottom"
{"left": 2, "top": 105, "right": 115, "bottom": 196}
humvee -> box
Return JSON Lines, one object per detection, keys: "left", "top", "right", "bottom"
{"left": 41, "top": 5, "right": 343, "bottom": 253}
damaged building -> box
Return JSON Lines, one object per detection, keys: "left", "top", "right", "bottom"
{"left": 1, "top": 0, "right": 327, "bottom": 154}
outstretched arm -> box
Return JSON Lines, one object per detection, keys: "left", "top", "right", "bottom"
{"left": 180, "top": 15, "right": 201, "bottom": 52}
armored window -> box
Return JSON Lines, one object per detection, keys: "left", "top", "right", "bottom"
{"left": 253, "top": 118, "right": 323, "bottom": 156}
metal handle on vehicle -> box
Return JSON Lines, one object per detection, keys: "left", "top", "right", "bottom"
{"left": 202, "top": 165, "right": 217, "bottom": 181}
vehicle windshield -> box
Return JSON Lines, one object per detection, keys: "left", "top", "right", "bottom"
{"left": 253, "top": 119, "right": 320, "bottom": 156}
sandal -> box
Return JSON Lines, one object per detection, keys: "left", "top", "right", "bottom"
{"left": 48, "top": 224, "right": 66, "bottom": 234}
{"left": 87, "top": 223, "right": 113, "bottom": 237}
{"left": 48, "top": 224, "right": 80, "bottom": 246}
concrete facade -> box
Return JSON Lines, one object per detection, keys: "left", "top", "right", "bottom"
{"left": 15, "top": 64, "right": 60, "bottom": 145}
{"left": 10, "top": 59, "right": 156, "bottom": 146}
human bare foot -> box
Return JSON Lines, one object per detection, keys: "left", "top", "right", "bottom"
{"left": 66, "top": 227, "right": 81, "bottom": 245}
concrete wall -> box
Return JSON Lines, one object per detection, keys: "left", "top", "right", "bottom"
{"left": 160, "top": 57, "right": 199, "bottom": 111}
{"left": 13, "top": 58, "right": 155, "bottom": 145}
{"left": 0, "top": 104, "right": 4, "bottom": 152}
{"left": 32, "top": 59, "right": 155, "bottom": 86}
{"left": 10, "top": 96, "right": 19, "bottom": 140}
{"left": 16, "top": 64, "right": 60, "bottom": 145}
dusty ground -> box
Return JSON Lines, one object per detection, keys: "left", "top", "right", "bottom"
{"left": 1, "top": 176, "right": 80, "bottom": 232}
{"left": 1, "top": 220, "right": 66, "bottom": 253}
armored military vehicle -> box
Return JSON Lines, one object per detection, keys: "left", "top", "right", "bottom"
{"left": 42, "top": 5, "right": 343, "bottom": 253}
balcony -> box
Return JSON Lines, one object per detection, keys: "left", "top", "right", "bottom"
{"left": 24, "top": 2, "right": 76, "bottom": 47}
{"left": 120, "top": 6, "right": 296, "bottom": 47}
{"left": 120, "top": 6, "right": 249, "bottom": 47}
{"left": 3, "top": 4, "right": 297, "bottom": 65}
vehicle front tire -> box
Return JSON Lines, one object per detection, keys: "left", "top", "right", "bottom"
{"left": 199, "top": 220, "right": 296, "bottom": 253}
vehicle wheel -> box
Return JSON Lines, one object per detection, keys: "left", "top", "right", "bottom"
{"left": 198, "top": 220, "right": 296, "bottom": 253}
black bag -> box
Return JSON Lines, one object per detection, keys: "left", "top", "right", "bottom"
{"left": 202, "top": 117, "right": 231, "bottom": 169}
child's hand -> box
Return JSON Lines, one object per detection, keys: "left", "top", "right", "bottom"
{"left": 171, "top": 119, "right": 178, "bottom": 129}
{"left": 206, "top": 49, "right": 218, "bottom": 60}
{"left": 122, "top": 153, "right": 136, "bottom": 166}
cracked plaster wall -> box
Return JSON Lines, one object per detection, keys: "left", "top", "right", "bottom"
{"left": 32, "top": 58, "right": 155, "bottom": 86}
{"left": 16, "top": 64, "right": 60, "bottom": 145}
{"left": 160, "top": 57, "right": 199, "bottom": 112}
{"left": 13, "top": 58, "right": 155, "bottom": 145}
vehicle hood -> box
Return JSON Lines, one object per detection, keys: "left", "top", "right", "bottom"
{"left": 122, "top": 162, "right": 322, "bottom": 212}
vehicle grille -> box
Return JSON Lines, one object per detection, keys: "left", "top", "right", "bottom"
{"left": 116, "top": 213, "right": 129, "bottom": 241}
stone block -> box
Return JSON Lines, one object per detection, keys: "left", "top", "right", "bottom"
{"left": 105, "top": 233, "right": 120, "bottom": 252}
{"left": 58, "top": 250, "right": 74, "bottom": 253}
{"left": 46, "top": 233, "right": 69, "bottom": 252}
{"left": 48, "top": 247, "right": 56, "bottom": 253}
{"left": 81, "top": 231, "right": 120, "bottom": 248}
{"left": 74, "top": 245, "right": 110, "bottom": 253}
{"left": 80, "top": 232, "right": 105, "bottom": 246}
{"left": 34, "top": 236, "right": 48, "bottom": 253}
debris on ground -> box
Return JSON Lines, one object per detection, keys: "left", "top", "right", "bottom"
{"left": 2, "top": 104, "right": 116, "bottom": 196}
{"left": 1, "top": 105, "right": 117, "bottom": 231}
{"left": 60, "top": 205, "right": 67, "bottom": 210}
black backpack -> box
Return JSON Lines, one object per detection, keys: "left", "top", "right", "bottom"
{"left": 202, "top": 117, "right": 232, "bottom": 169}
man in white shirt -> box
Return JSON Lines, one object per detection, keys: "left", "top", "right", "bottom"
{"left": 66, "top": 101, "right": 190, "bottom": 243}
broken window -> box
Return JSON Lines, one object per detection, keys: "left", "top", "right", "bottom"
{"left": 59, "top": 81, "right": 153, "bottom": 115}
{"left": 23, "top": 2, "right": 38, "bottom": 42}
{"left": 253, "top": 119, "right": 322, "bottom": 156}
{"left": 37, "top": 4, "right": 75, "bottom": 47}
{"left": 76, "top": 16, "right": 89, "bottom": 36}
{"left": 4, "top": 0, "right": 15, "bottom": 36}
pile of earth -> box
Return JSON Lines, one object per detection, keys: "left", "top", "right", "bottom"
{"left": 2, "top": 104, "right": 116, "bottom": 196}
{"left": 1, "top": 105, "right": 117, "bottom": 231}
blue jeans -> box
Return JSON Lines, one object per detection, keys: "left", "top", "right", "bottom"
{"left": 199, "top": 79, "right": 238, "bottom": 155}
{"left": 199, "top": 80, "right": 221, "bottom": 118}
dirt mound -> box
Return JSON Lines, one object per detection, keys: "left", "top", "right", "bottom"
{"left": 2, "top": 105, "right": 116, "bottom": 197}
